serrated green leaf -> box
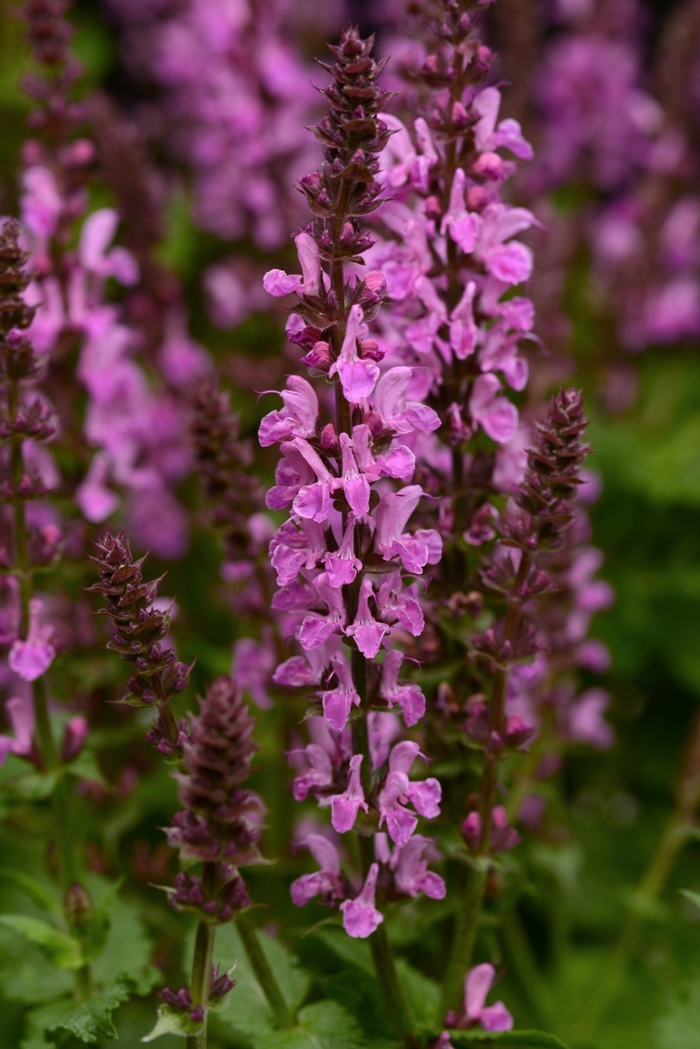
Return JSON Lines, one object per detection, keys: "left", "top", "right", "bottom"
{"left": 44, "top": 978, "right": 132, "bottom": 1044}
{"left": 448, "top": 1030, "right": 569, "bottom": 1049}
{"left": 297, "top": 1000, "right": 366, "bottom": 1049}
{"left": 0, "top": 915, "right": 83, "bottom": 970}
{"left": 142, "top": 1003, "right": 203, "bottom": 1042}
{"left": 0, "top": 866, "right": 62, "bottom": 914}
{"left": 0, "top": 923, "right": 73, "bottom": 1004}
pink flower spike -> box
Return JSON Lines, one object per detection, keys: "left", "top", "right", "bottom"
{"left": 328, "top": 304, "right": 379, "bottom": 403}
{"left": 380, "top": 650, "right": 426, "bottom": 727}
{"left": 345, "top": 578, "right": 390, "bottom": 659}
{"left": 338, "top": 433, "right": 370, "bottom": 517}
{"left": 330, "top": 754, "right": 368, "bottom": 833}
{"left": 464, "top": 963, "right": 513, "bottom": 1032}
{"left": 324, "top": 516, "right": 362, "bottom": 588}
{"left": 340, "top": 862, "right": 384, "bottom": 938}
{"left": 319, "top": 651, "right": 360, "bottom": 732}
{"left": 9, "top": 598, "right": 56, "bottom": 682}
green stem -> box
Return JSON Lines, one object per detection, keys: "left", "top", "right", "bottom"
{"left": 439, "top": 554, "right": 531, "bottom": 1020}
{"left": 186, "top": 865, "right": 217, "bottom": 1049}
{"left": 357, "top": 836, "right": 417, "bottom": 1044}
{"left": 235, "top": 910, "right": 294, "bottom": 1028}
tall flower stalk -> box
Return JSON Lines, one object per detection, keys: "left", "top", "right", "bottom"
{"left": 261, "top": 26, "right": 451, "bottom": 1041}
{"left": 0, "top": 217, "right": 91, "bottom": 998}
{"left": 89, "top": 532, "right": 292, "bottom": 1046}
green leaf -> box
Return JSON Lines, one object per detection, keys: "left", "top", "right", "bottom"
{"left": 0, "top": 923, "right": 72, "bottom": 1004}
{"left": 0, "top": 915, "right": 83, "bottom": 970}
{"left": 680, "top": 889, "right": 700, "bottom": 913}
{"left": 0, "top": 867, "right": 62, "bottom": 914}
{"left": 44, "top": 977, "right": 132, "bottom": 1044}
{"left": 448, "top": 1031, "right": 569, "bottom": 1049}
{"left": 395, "top": 960, "right": 439, "bottom": 1031}
{"left": 91, "top": 891, "right": 157, "bottom": 991}
{"left": 654, "top": 981, "right": 700, "bottom": 1049}
{"left": 1, "top": 771, "right": 59, "bottom": 801}
{"left": 66, "top": 749, "right": 109, "bottom": 787}
{"left": 310, "top": 926, "right": 374, "bottom": 976}
{"left": 142, "top": 1003, "right": 203, "bottom": 1042}
{"left": 297, "top": 1000, "right": 366, "bottom": 1049}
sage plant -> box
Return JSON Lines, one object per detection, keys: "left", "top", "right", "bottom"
{"left": 261, "top": 25, "right": 447, "bottom": 1039}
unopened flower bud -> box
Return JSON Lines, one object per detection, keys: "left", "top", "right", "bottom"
{"left": 61, "top": 716, "right": 89, "bottom": 763}
{"left": 461, "top": 811, "right": 482, "bottom": 851}
{"left": 320, "top": 423, "right": 339, "bottom": 453}
{"left": 473, "top": 152, "right": 504, "bottom": 180}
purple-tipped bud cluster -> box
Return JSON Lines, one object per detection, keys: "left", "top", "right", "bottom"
{"left": 88, "top": 532, "right": 191, "bottom": 750}
{"left": 160, "top": 964, "right": 234, "bottom": 1024}
{"left": 165, "top": 676, "right": 263, "bottom": 923}
{"left": 190, "top": 381, "right": 265, "bottom": 566}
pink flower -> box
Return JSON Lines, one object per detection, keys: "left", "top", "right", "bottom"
{"left": 79, "top": 209, "right": 139, "bottom": 285}
{"left": 259, "top": 376, "right": 319, "bottom": 447}
{"left": 291, "top": 834, "right": 344, "bottom": 906}
{"left": 562, "top": 688, "right": 614, "bottom": 749}
{"left": 61, "top": 717, "right": 89, "bottom": 763}
{"left": 378, "top": 741, "right": 442, "bottom": 845}
{"left": 263, "top": 232, "right": 321, "bottom": 298}
{"left": 373, "top": 367, "right": 440, "bottom": 435}
{"left": 0, "top": 696, "right": 35, "bottom": 766}
{"left": 469, "top": 374, "right": 518, "bottom": 444}
{"left": 20, "top": 166, "right": 62, "bottom": 243}
{"left": 391, "top": 835, "right": 446, "bottom": 900}
{"left": 375, "top": 486, "right": 442, "bottom": 574}
{"left": 329, "top": 754, "right": 368, "bottom": 833}
{"left": 368, "top": 711, "right": 402, "bottom": 770}
{"left": 441, "top": 169, "right": 481, "bottom": 252}
{"left": 338, "top": 433, "right": 370, "bottom": 517}
{"left": 328, "top": 305, "right": 379, "bottom": 403}
{"left": 473, "top": 87, "right": 533, "bottom": 160}
{"left": 270, "top": 518, "right": 326, "bottom": 586}
{"left": 8, "top": 598, "right": 56, "bottom": 682}
{"left": 475, "top": 203, "right": 536, "bottom": 285}
{"left": 379, "top": 650, "right": 426, "bottom": 727}
{"left": 449, "top": 281, "right": 479, "bottom": 360}
{"left": 299, "top": 575, "right": 347, "bottom": 651}
{"left": 324, "top": 516, "right": 362, "bottom": 588}
{"left": 76, "top": 454, "right": 120, "bottom": 523}
{"left": 340, "top": 862, "right": 383, "bottom": 938}
{"left": 232, "top": 636, "right": 275, "bottom": 709}
{"left": 460, "top": 963, "right": 513, "bottom": 1031}
{"left": 319, "top": 651, "right": 360, "bottom": 732}
{"left": 291, "top": 743, "right": 333, "bottom": 802}
{"left": 377, "top": 573, "right": 425, "bottom": 637}
{"left": 345, "top": 578, "right": 390, "bottom": 658}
